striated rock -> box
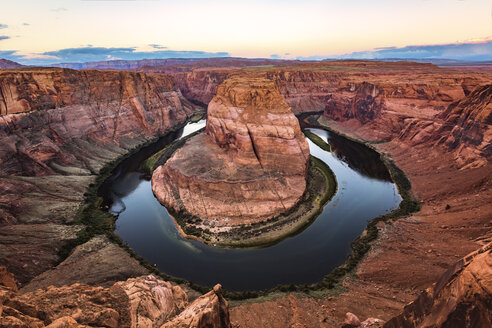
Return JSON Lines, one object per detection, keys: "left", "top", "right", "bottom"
{"left": 0, "top": 68, "right": 196, "bottom": 176}
{"left": 152, "top": 77, "right": 309, "bottom": 226}
{"left": 161, "top": 284, "right": 231, "bottom": 328}
{"left": 436, "top": 84, "right": 491, "bottom": 167}
{"left": 384, "top": 242, "right": 492, "bottom": 328}
{"left": 113, "top": 275, "right": 188, "bottom": 327}
{"left": 0, "top": 271, "right": 231, "bottom": 328}
{"left": 400, "top": 84, "right": 491, "bottom": 168}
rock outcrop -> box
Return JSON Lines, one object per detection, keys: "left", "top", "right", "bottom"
{"left": 0, "top": 270, "right": 231, "bottom": 328}
{"left": 152, "top": 77, "right": 309, "bottom": 227}
{"left": 384, "top": 242, "right": 491, "bottom": 328}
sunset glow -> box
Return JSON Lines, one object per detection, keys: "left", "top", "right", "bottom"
{"left": 1, "top": 0, "right": 491, "bottom": 64}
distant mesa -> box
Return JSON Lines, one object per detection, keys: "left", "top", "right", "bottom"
{"left": 152, "top": 77, "right": 310, "bottom": 228}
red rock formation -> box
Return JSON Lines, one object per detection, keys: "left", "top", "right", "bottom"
{"left": 384, "top": 242, "right": 491, "bottom": 328}
{"left": 0, "top": 68, "right": 197, "bottom": 175}
{"left": 0, "top": 270, "right": 231, "bottom": 328}
{"left": 399, "top": 84, "right": 491, "bottom": 168}
{"left": 152, "top": 77, "right": 309, "bottom": 226}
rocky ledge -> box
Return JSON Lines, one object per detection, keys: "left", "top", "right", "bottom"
{"left": 152, "top": 77, "right": 310, "bottom": 236}
{"left": 0, "top": 268, "right": 231, "bottom": 328}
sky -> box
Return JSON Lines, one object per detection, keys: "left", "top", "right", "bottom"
{"left": 0, "top": 0, "right": 491, "bottom": 65}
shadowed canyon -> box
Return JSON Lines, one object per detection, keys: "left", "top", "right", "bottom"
{"left": 0, "top": 59, "right": 491, "bottom": 328}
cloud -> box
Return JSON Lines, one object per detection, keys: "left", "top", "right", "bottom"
{"left": 20, "top": 53, "right": 60, "bottom": 60}
{"left": 0, "top": 24, "right": 7, "bottom": 29}
{"left": 374, "top": 46, "right": 397, "bottom": 51}
{"left": 52, "top": 8, "right": 67, "bottom": 13}
{"left": 270, "top": 54, "right": 281, "bottom": 59}
{"left": 0, "top": 36, "right": 10, "bottom": 41}
{"left": 149, "top": 44, "right": 168, "bottom": 50}
{"left": 23, "top": 23, "right": 30, "bottom": 26}
{"left": 0, "top": 46, "right": 230, "bottom": 65}
{"left": 334, "top": 38, "right": 492, "bottom": 61}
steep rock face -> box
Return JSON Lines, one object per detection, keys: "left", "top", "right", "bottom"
{"left": 206, "top": 77, "right": 309, "bottom": 173}
{"left": 161, "top": 284, "right": 231, "bottom": 328}
{"left": 0, "top": 68, "right": 197, "bottom": 175}
{"left": 384, "top": 242, "right": 491, "bottom": 328}
{"left": 152, "top": 77, "right": 309, "bottom": 225}
{"left": 437, "top": 84, "right": 491, "bottom": 158}
{"left": 0, "top": 68, "right": 199, "bottom": 285}
{"left": 399, "top": 84, "right": 491, "bottom": 168}
{"left": 0, "top": 271, "right": 231, "bottom": 328}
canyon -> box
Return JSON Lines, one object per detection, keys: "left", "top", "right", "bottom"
{"left": 0, "top": 59, "right": 491, "bottom": 327}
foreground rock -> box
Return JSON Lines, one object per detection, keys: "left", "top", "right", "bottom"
{"left": 0, "top": 270, "right": 231, "bottom": 328}
{"left": 152, "top": 77, "right": 309, "bottom": 228}
{"left": 384, "top": 242, "right": 491, "bottom": 328}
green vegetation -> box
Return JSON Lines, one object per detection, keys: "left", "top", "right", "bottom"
{"left": 190, "top": 110, "right": 205, "bottom": 123}
{"left": 304, "top": 130, "right": 331, "bottom": 152}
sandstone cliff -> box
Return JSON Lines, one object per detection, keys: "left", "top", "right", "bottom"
{"left": 384, "top": 242, "right": 491, "bottom": 328}
{"left": 399, "top": 83, "right": 491, "bottom": 168}
{"left": 0, "top": 270, "right": 231, "bottom": 328}
{"left": 152, "top": 77, "right": 309, "bottom": 227}
{"left": 0, "top": 68, "right": 197, "bottom": 175}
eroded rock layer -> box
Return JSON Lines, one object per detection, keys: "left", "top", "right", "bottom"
{"left": 152, "top": 77, "right": 309, "bottom": 225}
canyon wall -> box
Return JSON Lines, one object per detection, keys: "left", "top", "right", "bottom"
{"left": 0, "top": 68, "right": 197, "bottom": 176}
{"left": 0, "top": 68, "right": 200, "bottom": 285}
{"left": 161, "top": 62, "right": 491, "bottom": 168}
